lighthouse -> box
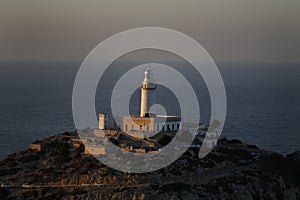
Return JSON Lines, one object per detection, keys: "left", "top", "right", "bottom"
{"left": 140, "top": 68, "right": 156, "bottom": 117}
{"left": 110, "top": 67, "right": 181, "bottom": 136}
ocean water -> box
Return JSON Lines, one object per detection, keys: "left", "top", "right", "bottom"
{"left": 0, "top": 61, "right": 299, "bottom": 159}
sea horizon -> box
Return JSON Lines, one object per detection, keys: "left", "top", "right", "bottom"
{"left": 0, "top": 60, "right": 299, "bottom": 159}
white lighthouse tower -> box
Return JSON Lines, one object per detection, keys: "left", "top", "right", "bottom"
{"left": 119, "top": 67, "right": 181, "bottom": 135}
{"left": 140, "top": 68, "right": 156, "bottom": 117}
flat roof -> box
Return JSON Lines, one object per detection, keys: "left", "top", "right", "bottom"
{"left": 155, "top": 115, "right": 180, "bottom": 118}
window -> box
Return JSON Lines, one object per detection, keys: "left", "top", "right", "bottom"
{"left": 167, "top": 124, "right": 170, "bottom": 131}
{"left": 125, "top": 124, "right": 128, "bottom": 131}
{"left": 140, "top": 125, "right": 142, "bottom": 130}
{"left": 177, "top": 124, "right": 180, "bottom": 130}
{"left": 172, "top": 124, "right": 174, "bottom": 130}
{"left": 157, "top": 124, "right": 159, "bottom": 131}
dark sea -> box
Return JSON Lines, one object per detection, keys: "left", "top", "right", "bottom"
{"left": 0, "top": 61, "right": 299, "bottom": 159}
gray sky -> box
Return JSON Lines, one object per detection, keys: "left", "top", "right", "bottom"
{"left": 0, "top": 0, "right": 299, "bottom": 62}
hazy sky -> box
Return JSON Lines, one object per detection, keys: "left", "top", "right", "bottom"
{"left": 0, "top": 0, "right": 299, "bottom": 62}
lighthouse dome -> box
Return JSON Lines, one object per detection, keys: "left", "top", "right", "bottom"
{"left": 142, "top": 68, "right": 155, "bottom": 89}
{"left": 145, "top": 67, "right": 151, "bottom": 74}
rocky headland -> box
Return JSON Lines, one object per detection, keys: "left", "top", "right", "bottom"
{"left": 0, "top": 131, "right": 299, "bottom": 200}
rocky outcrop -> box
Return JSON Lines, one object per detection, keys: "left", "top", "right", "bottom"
{"left": 0, "top": 133, "right": 299, "bottom": 199}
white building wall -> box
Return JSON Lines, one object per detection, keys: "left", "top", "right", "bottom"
{"left": 98, "top": 114, "right": 108, "bottom": 130}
